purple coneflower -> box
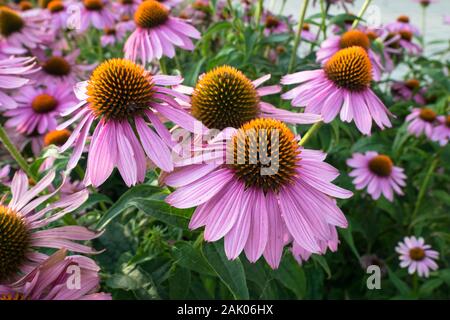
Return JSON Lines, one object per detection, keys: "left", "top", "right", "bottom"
{"left": 0, "top": 165, "right": 10, "bottom": 185}
{"left": 165, "top": 118, "right": 352, "bottom": 269}
{"left": 59, "top": 58, "right": 202, "bottom": 187}
{"left": 406, "top": 107, "right": 437, "bottom": 139}
{"left": 157, "top": 0, "right": 183, "bottom": 8}
{"left": 113, "top": 0, "right": 142, "bottom": 16}
{"left": 0, "top": 170, "right": 100, "bottom": 284}
{"left": 4, "top": 82, "right": 76, "bottom": 135}
{"left": 0, "top": 56, "right": 37, "bottom": 109}
{"left": 101, "top": 26, "right": 126, "bottom": 46}
{"left": 347, "top": 151, "right": 406, "bottom": 202}
{"left": 190, "top": 65, "right": 321, "bottom": 131}
{"left": 262, "top": 13, "right": 290, "bottom": 36}
{"left": 386, "top": 15, "right": 420, "bottom": 36}
{"left": 78, "top": 0, "right": 116, "bottom": 31}
{"left": 396, "top": 236, "right": 439, "bottom": 278}
{"left": 0, "top": 6, "right": 50, "bottom": 55}
{"left": 412, "top": 0, "right": 438, "bottom": 7}
{"left": 0, "top": 249, "right": 111, "bottom": 300}
{"left": 45, "top": 0, "right": 69, "bottom": 31}
{"left": 316, "top": 29, "right": 384, "bottom": 81}
{"left": 124, "top": 0, "right": 201, "bottom": 63}
{"left": 391, "top": 79, "right": 426, "bottom": 105}
{"left": 282, "top": 46, "right": 392, "bottom": 135}
{"left": 431, "top": 115, "right": 450, "bottom": 146}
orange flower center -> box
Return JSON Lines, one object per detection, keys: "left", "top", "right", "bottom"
{"left": 104, "top": 27, "right": 116, "bottom": 35}
{"left": 191, "top": 65, "right": 260, "bottom": 130}
{"left": 0, "top": 7, "right": 24, "bottom": 37}
{"left": 324, "top": 46, "right": 372, "bottom": 91}
{"left": 368, "top": 155, "right": 393, "bottom": 177}
{"left": 31, "top": 94, "right": 58, "bottom": 113}
{"left": 419, "top": 108, "right": 437, "bottom": 122}
{"left": 42, "top": 56, "right": 71, "bottom": 76}
{"left": 83, "top": 0, "right": 103, "bottom": 11}
{"left": 446, "top": 115, "right": 450, "bottom": 128}
{"left": 44, "top": 129, "right": 71, "bottom": 146}
{"left": 230, "top": 118, "right": 300, "bottom": 193}
{"left": 339, "top": 29, "right": 371, "bottom": 51}
{"left": 19, "top": 1, "right": 33, "bottom": 11}
{"left": 409, "top": 247, "right": 426, "bottom": 261}
{"left": 302, "top": 23, "right": 310, "bottom": 31}
{"left": 134, "top": 0, "right": 169, "bottom": 29}
{"left": 399, "top": 30, "right": 413, "bottom": 42}
{"left": 397, "top": 15, "right": 410, "bottom": 23}
{"left": 265, "top": 15, "right": 280, "bottom": 29}
{"left": 87, "top": 58, "right": 155, "bottom": 121}
{"left": 366, "top": 31, "right": 378, "bottom": 41}
{"left": 405, "top": 79, "right": 420, "bottom": 90}
{"left": 47, "top": 0, "right": 65, "bottom": 13}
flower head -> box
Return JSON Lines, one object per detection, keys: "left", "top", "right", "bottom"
{"left": 406, "top": 107, "right": 437, "bottom": 139}
{"left": 59, "top": 58, "right": 202, "bottom": 187}
{"left": 282, "top": 47, "right": 392, "bottom": 135}
{"left": 391, "top": 79, "right": 426, "bottom": 104}
{"left": 396, "top": 236, "right": 439, "bottom": 277}
{"left": 78, "top": 0, "right": 116, "bottom": 31}
{"left": 165, "top": 118, "right": 352, "bottom": 269}
{"left": 347, "top": 152, "right": 406, "bottom": 201}
{"left": 124, "top": 0, "right": 201, "bottom": 63}
{"left": 431, "top": 115, "right": 450, "bottom": 146}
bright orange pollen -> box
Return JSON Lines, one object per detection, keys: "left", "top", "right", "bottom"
{"left": 47, "top": 0, "right": 65, "bottom": 13}
{"left": 44, "top": 129, "right": 71, "bottom": 146}
{"left": 339, "top": 29, "right": 371, "bottom": 51}
{"left": 31, "top": 94, "right": 58, "bottom": 114}
{"left": 368, "top": 155, "right": 393, "bottom": 177}
{"left": 134, "top": 0, "right": 169, "bottom": 29}
{"left": 419, "top": 108, "right": 437, "bottom": 122}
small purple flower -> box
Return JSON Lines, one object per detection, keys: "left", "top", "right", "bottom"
{"left": 431, "top": 115, "right": 450, "bottom": 146}
{"left": 391, "top": 79, "right": 426, "bottom": 105}
{"left": 396, "top": 236, "right": 439, "bottom": 278}
{"left": 406, "top": 107, "right": 437, "bottom": 139}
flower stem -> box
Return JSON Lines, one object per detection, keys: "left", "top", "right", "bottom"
{"left": 0, "top": 124, "right": 37, "bottom": 180}
{"left": 410, "top": 156, "right": 439, "bottom": 229}
{"left": 299, "top": 121, "right": 323, "bottom": 146}
{"left": 255, "top": 0, "right": 264, "bottom": 28}
{"left": 421, "top": 6, "right": 427, "bottom": 48}
{"left": 288, "top": 0, "right": 310, "bottom": 74}
{"left": 352, "top": 0, "right": 372, "bottom": 29}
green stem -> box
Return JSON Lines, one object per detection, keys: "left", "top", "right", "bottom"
{"left": 288, "top": 0, "right": 309, "bottom": 73}
{"left": 352, "top": 0, "right": 372, "bottom": 29}
{"left": 0, "top": 124, "right": 37, "bottom": 180}
{"left": 410, "top": 156, "right": 439, "bottom": 228}
{"left": 159, "top": 58, "right": 168, "bottom": 74}
{"left": 299, "top": 121, "right": 323, "bottom": 146}
{"left": 279, "top": 0, "right": 287, "bottom": 15}
{"left": 310, "top": 0, "right": 329, "bottom": 51}
{"left": 421, "top": 6, "right": 427, "bottom": 48}
{"left": 255, "top": 0, "right": 264, "bottom": 28}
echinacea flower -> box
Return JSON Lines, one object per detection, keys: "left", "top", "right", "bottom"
{"left": 396, "top": 236, "right": 439, "bottom": 278}
{"left": 157, "top": 0, "right": 183, "bottom": 8}
{"left": 100, "top": 27, "right": 126, "bottom": 47}
{"left": 316, "top": 29, "right": 384, "bottom": 81}
{"left": 18, "top": 1, "right": 34, "bottom": 11}
{"left": 412, "top": 0, "right": 438, "bottom": 8}
{"left": 4, "top": 82, "right": 77, "bottom": 135}
{"left": 124, "top": 0, "right": 201, "bottom": 63}
{"left": 347, "top": 151, "right": 406, "bottom": 201}
{"left": 0, "top": 6, "right": 50, "bottom": 55}
{"left": 59, "top": 58, "right": 203, "bottom": 187}
{"left": 282, "top": 46, "right": 392, "bottom": 135}
{"left": 262, "top": 13, "right": 290, "bottom": 36}
{"left": 431, "top": 115, "right": 450, "bottom": 146}
{"left": 165, "top": 118, "right": 352, "bottom": 269}
{"left": 300, "top": 23, "right": 316, "bottom": 42}
{"left": 78, "top": 0, "right": 116, "bottom": 32}
{"left": 190, "top": 65, "right": 321, "bottom": 131}
{"left": 391, "top": 79, "right": 426, "bottom": 104}
{"left": 406, "top": 107, "right": 437, "bottom": 139}
{"left": 0, "top": 165, "right": 11, "bottom": 185}
{"left": 46, "top": 0, "right": 70, "bottom": 31}
{"left": 0, "top": 170, "right": 100, "bottom": 284}
{"left": 113, "top": 0, "right": 142, "bottom": 16}
{"left": 0, "top": 56, "right": 37, "bottom": 109}
{"left": 0, "top": 249, "right": 111, "bottom": 300}
{"left": 386, "top": 15, "right": 420, "bottom": 36}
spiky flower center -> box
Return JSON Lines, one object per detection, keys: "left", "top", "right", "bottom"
{"left": 230, "top": 118, "right": 300, "bottom": 193}
{"left": 397, "top": 15, "right": 410, "bottom": 23}
{"left": 405, "top": 79, "right": 420, "bottom": 90}
{"left": 104, "top": 27, "right": 116, "bottom": 35}
{"left": 0, "top": 205, "right": 30, "bottom": 281}
{"left": 47, "top": 0, "right": 65, "bottom": 13}
{"left": 419, "top": 108, "right": 436, "bottom": 122}
{"left": 83, "top": 0, "right": 103, "bottom": 11}
{"left": 44, "top": 129, "right": 71, "bottom": 146}
{"left": 366, "top": 31, "right": 378, "bottom": 41}
{"left": 324, "top": 46, "right": 372, "bottom": 91}
{"left": 120, "top": 0, "right": 134, "bottom": 4}
{"left": 134, "top": 0, "right": 169, "bottom": 29}
{"left": 87, "top": 58, "right": 155, "bottom": 121}
{"left": 302, "top": 23, "right": 310, "bottom": 31}
{"left": 409, "top": 247, "right": 426, "bottom": 261}
{"left": 191, "top": 65, "right": 260, "bottom": 130}
{"left": 399, "top": 30, "right": 413, "bottom": 42}
{"left": 42, "top": 56, "right": 71, "bottom": 76}
{"left": 0, "top": 293, "right": 26, "bottom": 300}
{"left": 368, "top": 155, "right": 393, "bottom": 177}
{"left": 19, "top": 1, "right": 33, "bottom": 11}
{"left": 0, "top": 7, "right": 24, "bottom": 37}
{"left": 32, "top": 94, "right": 58, "bottom": 114}
{"left": 265, "top": 16, "right": 280, "bottom": 29}
{"left": 339, "top": 29, "right": 371, "bottom": 51}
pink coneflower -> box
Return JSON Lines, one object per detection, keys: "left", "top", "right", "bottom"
{"left": 0, "top": 165, "right": 11, "bottom": 185}
{"left": 45, "top": 0, "right": 70, "bottom": 31}
{"left": 113, "top": 0, "right": 142, "bottom": 16}
{"left": 124, "top": 0, "right": 201, "bottom": 63}
{"left": 165, "top": 118, "right": 352, "bottom": 269}
{"left": 0, "top": 6, "right": 50, "bottom": 55}
{"left": 116, "top": 14, "right": 136, "bottom": 33}
{"left": 282, "top": 46, "right": 392, "bottom": 135}
{"left": 396, "top": 236, "right": 439, "bottom": 278}
{"left": 78, "top": 0, "right": 116, "bottom": 31}
{"left": 386, "top": 15, "right": 420, "bottom": 36}
{"left": 391, "top": 79, "right": 426, "bottom": 104}
{"left": 300, "top": 23, "right": 316, "bottom": 42}
{"left": 0, "top": 56, "right": 37, "bottom": 109}
{"left": 292, "top": 227, "right": 338, "bottom": 265}
{"left": 406, "top": 107, "right": 438, "bottom": 139}
{"left": 100, "top": 26, "right": 126, "bottom": 46}
{"left": 412, "top": 0, "right": 438, "bottom": 7}
{"left": 0, "top": 170, "right": 100, "bottom": 283}
{"left": 59, "top": 58, "right": 203, "bottom": 187}
{"left": 4, "top": 82, "right": 76, "bottom": 135}
{"left": 157, "top": 0, "right": 183, "bottom": 8}
{"left": 316, "top": 29, "right": 384, "bottom": 81}
{"left": 347, "top": 151, "right": 406, "bottom": 201}
{"left": 431, "top": 115, "right": 450, "bottom": 146}
{"left": 0, "top": 249, "right": 111, "bottom": 300}
{"left": 262, "top": 13, "right": 290, "bottom": 36}
{"left": 190, "top": 65, "right": 321, "bottom": 131}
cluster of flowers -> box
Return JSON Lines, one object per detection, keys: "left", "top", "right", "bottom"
{"left": 0, "top": 0, "right": 447, "bottom": 299}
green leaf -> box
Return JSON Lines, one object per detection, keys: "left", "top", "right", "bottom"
{"left": 387, "top": 267, "right": 411, "bottom": 296}
{"left": 273, "top": 255, "right": 307, "bottom": 299}
{"left": 173, "top": 242, "right": 216, "bottom": 276}
{"left": 339, "top": 225, "right": 360, "bottom": 260}
{"left": 311, "top": 255, "right": 331, "bottom": 279}
{"left": 419, "top": 278, "right": 443, "bottom": 297}
{"left": 169, "top": 265, "right": 191, "bottom": 299}
{"left": 202, "top": 241, "right": 249, "bottom": 300}
{"left": 131, "top": 199, "right": 192, "bottom": 229}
